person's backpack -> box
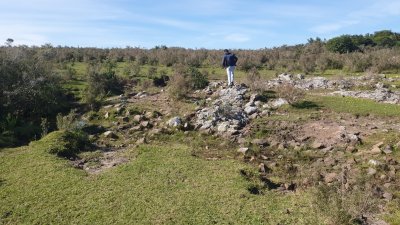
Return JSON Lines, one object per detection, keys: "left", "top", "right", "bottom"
{"left": 232, "top": 54, "right": 238, "bottom": 63}
{"left": 228, "top": 54, "right": 238, "bottom": 65}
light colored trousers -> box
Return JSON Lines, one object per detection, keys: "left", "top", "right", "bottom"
{"left": 226, "top": 66, "right": 235, "bottom": 85}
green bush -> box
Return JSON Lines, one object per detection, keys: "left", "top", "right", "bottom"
{"left": 187, "top": 67, "right": 208, "bottom": 90}
{"left": 168, "top": 73, "right": 190, "bottom": 100}
{"left": 326, "top": 35, "right": 359, "bottom": 54}
{"left": 167, "top": 65, "right": 208, "bottom": 100}
{"left": 83, "top": 63, "right": 124, "bottom": 109}
{"left": 245, "top": 67, "right": 264, "bottom": 92}
{"left": 276, "top": 84, "right": 305, "bottom": 105}
{"left": 33, "top": 130, "right": 90, "bottom": 158}
{"left": 0, "top": 49, "right": 69, "bottom": 119}
{"left": 56, "top": 110, "right": 82, "bottom": 131}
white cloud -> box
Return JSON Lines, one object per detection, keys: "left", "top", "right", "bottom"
{"left": 310, "top": 20, "right": 359, "bottom": 34}
{"left": 224, "top": 34, "right": 250, "bottom": 43}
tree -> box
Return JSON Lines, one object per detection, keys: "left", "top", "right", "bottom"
{"left": 326, "top": 35, "right": 358, "bottom": 53}
{"left": 372, "top": 30, "right": 399, "bottom": 47}
{"left": 5, "top": 38, "right": 13, "bottom": 47}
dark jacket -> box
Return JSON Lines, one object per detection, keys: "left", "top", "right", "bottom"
{"left": 222, "top": 53, "right": 238, "bottom": 67}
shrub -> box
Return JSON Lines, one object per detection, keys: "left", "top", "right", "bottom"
{"left": 167, "top": 73, "right": 190, "bottom": 100}
{"left": 147, "top": 66, "right": 157, "bottom": 79}
{"left": 312, "top": 182, "right": 380, "bottom": 225}
{"left": 245, "top": 67, "right": 265, "bottom": 93}
{"left": 40, "top": 118, "right": 49, "bottom": 137}
{"left": 56, "top": 109, "right": 82, "bottom": 131}
{"left": 298, "top": 54, "right": 316, "bottom": 74}
{"left": 124, "top": 62, "right": 141, "bottom": 77}
{"left": 139, "top": 79, "right": 153, "bottom": 90}
{"left": 0, "top": 50, "right": 69, "bottom": 119}
{"left": 239, "top": 58, "right": 258, "bottom": 72}
{"left": 187, "top": 67, "right": 208, "bottom": 90}
{"left": 153, "top": 75, "right": 169, "bottom": 87}
{"left": 167, "top": 65, "right": 208, "bottom": 100}
{"left": 83, "top": 63, "right": 124, "bottom": 110}
{"left": 34, "top": 130, "right": 90, "bottom": 158}
{"left": 343, "top": 53, "right": 372, "bottom": 72}
{"left": 276, "top": 83, "right": 305, "bottom": 105}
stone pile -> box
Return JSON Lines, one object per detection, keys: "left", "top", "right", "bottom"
{"left": 194, "top": 84, "right": 271, "bottom": 137}
{"left": 332, "top": 88, "right": 400, "bottom": 104}
{"left": 265, "top": 73, "right": 337, "bottom": 90}
{"left": 268, "top": 73, "right": 400, "bottom": 91}
{"left": 194, "top": 84, "right": 248, "bottom": 136}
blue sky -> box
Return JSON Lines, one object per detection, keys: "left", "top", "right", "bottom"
{"left": 0, "top": 0, "right": 399, "bottom": 49}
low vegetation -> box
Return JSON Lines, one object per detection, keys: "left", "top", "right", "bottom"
{"left": 1, "top": 30, "right": 400, "bottom": 224}
{"left": 1, "top": 139, "right": 321, "bottom": 225}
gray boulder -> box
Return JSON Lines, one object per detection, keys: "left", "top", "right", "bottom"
{"left": 168, "top": 117, "right": 182, "bottom": 127}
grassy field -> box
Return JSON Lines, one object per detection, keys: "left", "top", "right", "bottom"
{"left": 3, "top": 63, "right": 400, "bottom": 224}
{"left": 310, "top": 95, "right": 400, "bottom": 117}
{"left": 0, "top": 135, "right": 324, "bottom": 225}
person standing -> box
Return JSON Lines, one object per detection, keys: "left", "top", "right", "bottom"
{"left": 222, "top": 49, "right": 238, "bottom": 87}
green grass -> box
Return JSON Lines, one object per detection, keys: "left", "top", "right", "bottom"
{"left": 309, "top": 95, "right": 400, "bottom": 117}
{"left": 0, "top": 133, "right": 325, "bottom": 224}
{"left": 69, "top": 62, "right": 88, "bottom": 78}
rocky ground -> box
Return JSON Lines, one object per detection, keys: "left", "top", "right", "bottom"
{"left": 69, "top": 73, "right": 400, "bottom": 224}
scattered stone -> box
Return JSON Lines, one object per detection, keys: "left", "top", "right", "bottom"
{"left": 284, "top": 182, "right": 296, "bottom": 191}
{"left": 393, "top": 141, "right": 400, "bottom": 149}
{"left": 249, "top": 93, "right": 259, "bottom": 103}
{"left": 296, "top": 74, "right": 305, "bottom": 79}
{"left": 251, "top": 139, "right": 269, "bottom": 147}
{"left": 368, "top": 159, "right": 380, "bottom": 166}
{"left": 261, "top": 110, "right": 271, "bottom": 117}
{"left": 149, "top": 128, "right": 162, "bottom": 136}
{"left": 133, "top": 115, "right": 143, "bottom": 122}
{"left": 383, "top": 145, "right": 393, "bottom": 154}
{"left": 145, "top": 111, "right": 154, "bottom": 119}
{"left": 324, "top": 173, "right": 337, "bottom": 183}
{"left": 103, "top": 131, "right": 117, "bottom": 138}
{"left": 136, "top": 137, "right": 147, "bottom": 144}
{"left": 268, "top": 98, "right": 289, "bottom": 108}
{"left": 217, "top": 122, "right": 230, "bottom": 133}
{"left": 104, "top": 112, "right": 110, "bottom": 119}
{"left": 248, "top": 113, "right": 259, "bottom": 119}
{"left": 237, "top": 138, "right": 246, "bottom": 144}
{"left": 115, "top": 107, "right": 124, "bottom": 114}
{"left": 383, "top": 192, "right": 393, "bottom": 201}
{"left": 140, "top": 121, "right": 150, "bottom": 128}
{"left": 278, "top": 73, "right": 293, "bottom": 81}
{"left": 346, "top": 145, "right": 358, "bottom": 153}
{"left": 370, "top": 142, "right": 384, "bottom": 154}
{"left": 136, "top": 91, "right": 148, "bottom": 98}
{"left": 244, "top": 106, "right": 258, "bottom": 115}
{"left": 324, "top": 157, "right": 337, "bottom": 167}
{"left": 384, "top": 183, "right": 391, "bottom": 188}
{"left": 237, "top": 147, "right": 249, "bottom": 154}
{"left": 367, "top": 168, "right": 377, "bottom": 176}
{"left": 311, "top": 141, "right": 325, "bottom": 149}
{"left": 168, "top": 117, "right": 182, "bottom": 127}
{"left": 258, "top": 163, "right": 266, "bottom": 173}
{"left": 129, "top": 126, "right": 142, "bottom": 132}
